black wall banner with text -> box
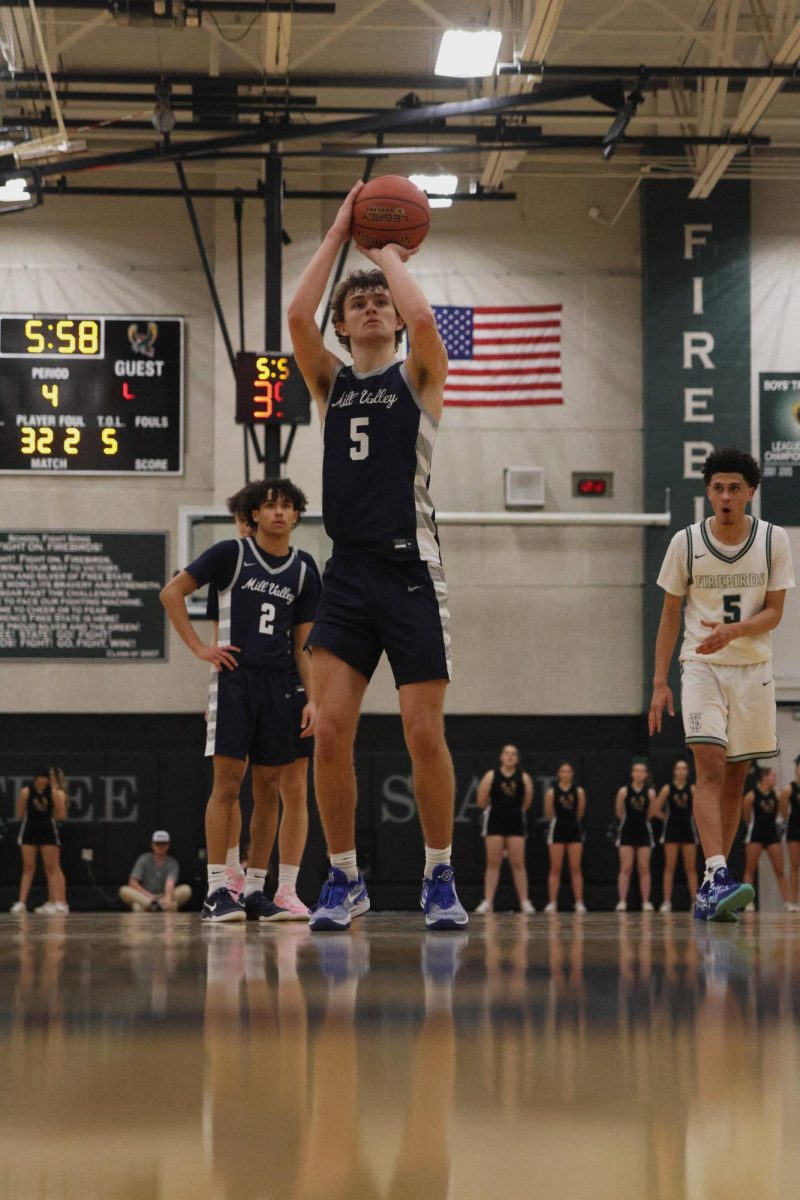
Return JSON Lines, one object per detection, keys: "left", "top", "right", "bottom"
{"left": 642, "top": 180, "right": 751, "bottom": 707}
{"left": 759, "top": 372, "right": 800, "bottom": 525}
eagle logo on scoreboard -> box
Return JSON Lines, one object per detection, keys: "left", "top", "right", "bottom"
{"left": 127, "top": 322, "right": 158, "bottom": 359}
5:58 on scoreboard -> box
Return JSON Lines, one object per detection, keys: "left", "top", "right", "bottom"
{"left": 0, "top": 315, "right": 184, "bottom": 475}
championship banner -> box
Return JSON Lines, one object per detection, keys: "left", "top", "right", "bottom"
{"left": 641, "top": 180, "right": 751, "bottom": 707}
{"left": 759, "top": 372, "right": 800, "bottom": 525}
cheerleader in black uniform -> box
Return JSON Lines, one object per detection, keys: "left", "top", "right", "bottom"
{"left": 653, "top": 757, "right": 698, "bottom": 912}
{"left": 614, "top": 758, "right": 657, "bottom": 912}
{"left": 742, "top": 765, "right": 792, "bottom": 911}
{"left": 475, "top": 745, "right": 534, "bottom": 914}
{"left": 11, "top": 769, "right": 69, "bottom": 914}
{"left": 779, "top": 755, "right": 800, "bottom": 911}
{"left": 543, "top": 762, "right": 587, "bottom": 913}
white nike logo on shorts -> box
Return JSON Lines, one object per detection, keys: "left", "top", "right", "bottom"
{"left": 408, "top": 585, "right": 422, "bottom": 592}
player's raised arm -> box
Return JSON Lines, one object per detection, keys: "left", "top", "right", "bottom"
{"left": 357, "top": 242, "right": 448, "bottom": 421}
{"left": 287, "top": 183, "right": 362, "bottom": 417}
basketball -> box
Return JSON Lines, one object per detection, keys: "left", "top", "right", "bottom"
{"left": 351, "top": 176, "right": 431, "bottom": 250}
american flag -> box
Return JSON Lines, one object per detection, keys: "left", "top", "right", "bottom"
{"left": 433, "top": 304, "right": 563, "bottom": 407}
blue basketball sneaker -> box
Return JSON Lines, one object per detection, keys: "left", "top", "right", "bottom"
{"left": 309, "top": 867, "right": 370, "bottom": 931}
{"left": 707, "top": 867, "right": 753, "bottom": 922}
{"left": 693, "top": 879, "right": 711, "bottom": 921}
{"left": 420, "top": 864, "right": 469, "bottom": 930}
{"left": 201, "top": 886, "right": 245, "bottom": 923}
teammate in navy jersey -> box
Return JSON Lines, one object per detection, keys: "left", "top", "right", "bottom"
{"left": 653, "top": 757, "right": 698, "bottom": 913}
{"left": 160, "top": 478, "right": 321, "bottom": 923}
{"left": 614, "top": 758, "right": 658, "bottom": 912}
{"left": 742, "top": 765, "right": 792, "bottom": 911}
{"left": 288, "top": 180, "right": 466, "bottom": 932}
{"left": 649, "top": 447, "right": 795, "bottom": 922}
{"left": 780, "top": 755, "right": 800, "bottom": 910}
{"left": 205, "top": 481, "right": 315, "bottom": 918}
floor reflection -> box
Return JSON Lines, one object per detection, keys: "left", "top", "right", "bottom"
{"left": 0, "top": 912, "right": 799, "bottom": 1199}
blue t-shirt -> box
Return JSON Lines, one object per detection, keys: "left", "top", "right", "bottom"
{"left": 186, "top": 538, "right": 320, "bottom": 670}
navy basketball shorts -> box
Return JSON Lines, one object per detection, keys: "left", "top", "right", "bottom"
{"left": 205, "top": 666, "right": 296, "bottom": 766}
{"left": 307, "top": 554, "right": 452, "bottom": 687}
{"left": 291, "top": 686, "right": 313, "bottom": 761}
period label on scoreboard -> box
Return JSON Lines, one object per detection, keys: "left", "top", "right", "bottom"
{"left": 0, "top": 315, "right": 183, "bottom": 474}
{"left": 0, "top": 531, "right": 167, "bottom": 660}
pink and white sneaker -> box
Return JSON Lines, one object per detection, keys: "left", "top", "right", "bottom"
{"left": 272, "top": 886, "right": 310, "bottom": 921}
{"left": 226, "top": 868, "right": 246, "bottom": 901}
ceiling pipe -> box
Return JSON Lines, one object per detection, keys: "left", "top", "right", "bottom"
{"left": 499, "top": 61, "right": 800, "bottom": 80}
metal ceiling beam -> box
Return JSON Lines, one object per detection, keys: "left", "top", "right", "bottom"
{"left": 13, "top": 0, "right": 334, "bottom": 7}
{"left": 690, "top": 16, "right": 800, "bottom": 196}
{"left": 11, "top": 80, "right": 600, "bottom": 177}
{"left": 499, "top": 62, "right": 800, "bottom": 78}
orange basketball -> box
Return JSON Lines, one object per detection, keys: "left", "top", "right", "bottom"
{"left": 351, "top": 176, "right": 431, "bottom": 250}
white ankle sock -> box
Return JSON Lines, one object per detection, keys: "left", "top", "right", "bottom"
{"left": 207, "top": 865, "right": 227, "bottom": 892}
{"left": 704, "top": 855, "right": 726, "bottom": 880}
{"left": 278, "top": 863, "right": 299, "bottom": 889}
{"left": 225, "top": 847, "right": 241, "bottom": 870}
{"left": 330, "top": 851, "right": 359, "bottom": 881}
{"left": 424, "top": 844, "right": 451, "bottom": 879}
{"left": 244, "top": 868, "right": 267, "bottom": 898}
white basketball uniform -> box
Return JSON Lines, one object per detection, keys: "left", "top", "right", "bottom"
{"left": 657, "top": 516, "right": 795, "bottom": 760}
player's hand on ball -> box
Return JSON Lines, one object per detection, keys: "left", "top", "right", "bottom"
{"left": 696, "top": 620, "right": 734, "bottom": 654}
{"left": 195, "top": 642, "right": 240, "bottom": 671}
{"left": 648, "top": 683, "right": 674, "bottom": 734}
{"left": 331, "top": 181, "right": 364, "bottom": 238}
{"left": 300, "top": 701, "right": 317, "bottom": 737}
{"left": 358, "top": 242, "right": 419, "bottom": 265}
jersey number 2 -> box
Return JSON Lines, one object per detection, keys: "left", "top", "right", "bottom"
{"left": 350, "top": 416, "right": 369, "bottom": 460}
{"left": 259, "top": 602, "right": 276, "bottom": 635}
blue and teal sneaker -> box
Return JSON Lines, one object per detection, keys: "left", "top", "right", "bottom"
{"left": 707, "top": 867, "right": 753, "bottom": 922}
{"left": 309, "top": 867, "right": 370, "bottom": 931}
{"left": 693, "top": 879, "right": 711, "bottom": 921}
{"left": 200, "top": 886, "right": 245, "bottom": 923}
{"left": 420, "top": 864, "right": 469, "bottom": 930}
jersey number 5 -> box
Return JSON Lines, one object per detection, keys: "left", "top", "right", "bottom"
{"left": 722, "top": 593, "right": 741, "bottom": 624}
{"left": 259, "top": 602, "right": 276, "bottom": 635}
{"left": 350, "top": 416, "right": 369, "bottom": 461}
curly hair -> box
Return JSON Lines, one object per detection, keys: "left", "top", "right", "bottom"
{"left": 702, "top": 446, "right": 762, "bottom": 489}
{"left": 248, "top": 477, "right": 308, "bottom": 523}
{"left": 226, "top": 481, "right": 263, "bottom": 530}
{"left": 330, "top": 269, "right": 405, "bottom": 354}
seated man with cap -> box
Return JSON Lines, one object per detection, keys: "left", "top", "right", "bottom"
{"left": 119, "top": 830, "right": 192, "bottom": 912}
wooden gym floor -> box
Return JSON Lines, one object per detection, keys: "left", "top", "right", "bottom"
{"left": 0, "top": 911, "right": 798, "bottom": 1199}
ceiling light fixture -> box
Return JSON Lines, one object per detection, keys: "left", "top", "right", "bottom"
{"left": 410, "top": 173, "right": 458, "bottom": 209}
{"left": 435, "top": 29, "right": 502, "bottom": 78}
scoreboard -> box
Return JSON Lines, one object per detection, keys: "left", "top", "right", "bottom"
{"left": 0, "top": 315, "right": 183, "bottom": 474}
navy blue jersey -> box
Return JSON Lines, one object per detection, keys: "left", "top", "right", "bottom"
{"left": 186, "top": 538, "right": 320, "bottom": 670}
{"left": 323, "top": 360, "right": 440, "bottom": 562}
{"left": 622, "top": 786, "right": 650, "bottom": 832}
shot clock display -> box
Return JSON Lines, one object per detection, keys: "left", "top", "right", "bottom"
{"left": 235, "top": 352, "right": 311, "bottom": 425}
{"left": 0, "top": 315, "right": 183, "bottom": 474}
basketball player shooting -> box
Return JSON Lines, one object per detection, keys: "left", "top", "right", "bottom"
{"left": 288, "top": 180, "right": 468, "bottom": 931}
